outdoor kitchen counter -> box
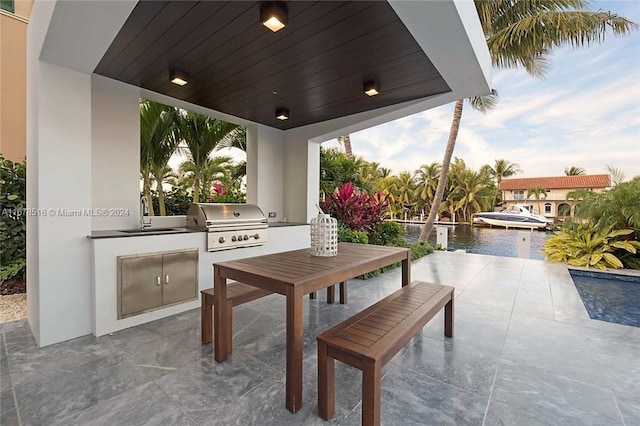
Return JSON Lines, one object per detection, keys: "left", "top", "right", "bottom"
{"left": 88, "top": 227, "right": 203, "bottom": 239}
{"left": 89, "top": 222, "right": 307, "bottom": 238}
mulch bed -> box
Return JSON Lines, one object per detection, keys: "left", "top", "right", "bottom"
{"left": 1, "top": 277, "right": 26, "bottom": 295}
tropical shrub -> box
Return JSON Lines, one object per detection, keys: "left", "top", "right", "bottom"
{"left": 320, "top": 182, "right": 387, "bottom": 232}
{"left": 150, "top": 188, "right": 192, "bottom": 216}
{"left": 369, "top": 221, "right": 404, "bottom": 247}
{"left": 543, "top": 224, "right": 640, "bottom": 270}
{"left": 0, "top": 156, "right": 27, "bottom": 282}
{"left": 574, "top": 182, "right": 640, "bottom": 235}
{"left": 337, "top": 225, "right": 369, "bottom": 244}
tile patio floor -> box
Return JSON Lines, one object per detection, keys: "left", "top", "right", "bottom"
{"left": 1, "top": 252, "right": 639, "bottom": 425}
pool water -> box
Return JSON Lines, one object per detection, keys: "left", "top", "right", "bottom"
{"left": 402, "top": 224, "right": 549, "bottom": 260}
{"left": 570, "top": 270, "right": 640, "bottom": 328}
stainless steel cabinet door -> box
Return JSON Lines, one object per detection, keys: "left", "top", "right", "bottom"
{"left": 161, "top": 250, "right": 198, "bottom": 306}
{"left": 120, "top": 254, "right": 163, "bottom": 317}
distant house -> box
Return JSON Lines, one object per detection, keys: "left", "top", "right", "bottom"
{"left": 499, "top": 174, "right": 611, "bottom": 218}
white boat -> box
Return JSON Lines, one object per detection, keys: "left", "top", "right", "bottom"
{"left": 473, "top": 204, "right": 552, "bottom": 230}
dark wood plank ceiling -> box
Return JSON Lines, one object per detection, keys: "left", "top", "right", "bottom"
{"left": 94, "top": 1, "right": 450, "bottom": 130}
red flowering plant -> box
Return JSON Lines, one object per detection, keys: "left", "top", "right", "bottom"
{"left": 320, "top": 182, "right": 388, "bottom": 233}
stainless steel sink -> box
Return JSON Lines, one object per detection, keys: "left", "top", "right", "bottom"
{"left": 119, "top": 228, "right": 179, "bottom": 234}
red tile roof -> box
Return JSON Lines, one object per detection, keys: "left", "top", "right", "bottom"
{"left": 499, "top": 174, "right": 611, "bottom": 190}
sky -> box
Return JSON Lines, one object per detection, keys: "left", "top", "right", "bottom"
{"left": 322, "top": 1, "right": 640, "bottom": 180}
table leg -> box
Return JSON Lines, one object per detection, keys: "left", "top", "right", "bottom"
{"left": 286, "top": 286, "right": 304, "bottom": 413}
{"left": 213, "top": 267, "right": 229, "bottom": 362}
{"left": 402, "top": 253, "right": 411, "bottom": 286}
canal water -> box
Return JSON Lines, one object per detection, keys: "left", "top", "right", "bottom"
{"left": 402, "top": 223, "right": 550, "bottom": 260}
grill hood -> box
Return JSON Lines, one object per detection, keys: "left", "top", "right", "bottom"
{"left": 186, "top": 203, "right": 267, "bottom": 231}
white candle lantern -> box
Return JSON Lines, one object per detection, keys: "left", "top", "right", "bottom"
{"left": 310, "top": 213, "right": 338, "bottom": 256}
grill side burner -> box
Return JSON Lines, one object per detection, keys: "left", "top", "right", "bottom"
{"left": 186, "top": 203, "right": 268, "bottom": 252}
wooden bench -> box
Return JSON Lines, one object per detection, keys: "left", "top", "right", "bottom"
{"left": 201, "top": 282, "right": 348, "bottom": 345}
{"left": 317, "top": 280, "right": 454, "bottom": 426}
{"left": 201, "top": 283, "right": 272, "bottom": 345}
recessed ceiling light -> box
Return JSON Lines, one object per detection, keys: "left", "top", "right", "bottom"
{"left": 170, "top": 69, "right": 189, "bottom": 86}
{"left": 276, "top": 108, "right": 289, "bottom": 120}
{"left": 364, "top": 81, "right": 379, "bottom": 96}
{"left": 260, "top": 2, "right": 288, "bottom": 32}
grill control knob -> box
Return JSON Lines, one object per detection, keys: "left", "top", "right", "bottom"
{"left": 231, "top": 236, "right": 237, "bottom": 242}
{"left": 219, "top": 237, "right": 225, "bottom": 243}
{"left": 243, "top": 235, "right": 249, "bottom": 241}
{"left": 254, "top": 234, "right": 260, "bottom": 240}
{"left": 237, "top": 234, "right": 243, "bottom": 240}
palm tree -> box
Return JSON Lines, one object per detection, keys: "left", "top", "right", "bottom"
{"left": 566, "top": 188, "right": 593, "bottom": 216}
{"left": 415, "top": 162, "right": 441, "bottom": 209}
{"left": 140, "top": 100, "right": 177, "bottom": 216}
{"left": 178, "top": 155, "right": 233, "bottom": 201}
{"left": 448, "top": 170, "right": 491, "bottom": 221}
{"left": 375, "top": 176, "right": 399, "bottom": 218}
{"left": 487, "top": 159, "right": 521, "bottom": 208}
{"left": 395, "top": 171, "right": 417, "bottom": 218}
{"left": 176, "top": 112, "right": 246, "bottom": 203}
{"left": 565, "top": 166, "right": 586, "bottom": 176}
{"left": 418, "top": 1, "right": 637, "bottom": 243}
{"left": 337, "top": 135, "right": 353, "bottom": 158}
{"left": 606, "top": 164, "right": 626, "bottom": 186}
{"left": 526, "top": 185, "right": 547, "bottom": 215}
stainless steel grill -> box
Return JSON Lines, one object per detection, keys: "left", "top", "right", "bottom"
{"left": 186, "top": 203, "right": 268, "bottom": 252}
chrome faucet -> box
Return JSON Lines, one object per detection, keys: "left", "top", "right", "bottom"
{"left": 140, "top": 195, "right": 152, "bottom": 230}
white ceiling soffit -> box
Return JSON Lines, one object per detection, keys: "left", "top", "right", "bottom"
{"left": 39, "top": 0, "right": 138, "bottom": 74}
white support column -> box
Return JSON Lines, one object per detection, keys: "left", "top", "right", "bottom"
{"left": 283, "top": 134, "right": 320, "bottom": 224}
{"left": 246, "top": 124, "right": 285, "bottom": 221}
{"left": 91, "top": 75, "right": 140, "bottom": 231}
{"left": 28, "top": 61, "right": 93, "bottom": 346}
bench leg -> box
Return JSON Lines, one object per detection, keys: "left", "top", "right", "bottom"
{"left": 444, "top": 294, "right": 454, "bottom": 338}
{"left": 362, "top": 359, "right": 382, "bottom": 426}
{"left": 201, "top": 294, "right": 213, "bottom": 344}
{"left": 317, "top": 340, "right": 335, "bottom": 420}
{"left": 339, "top": 281, "right": 347, "bottom": 304}
{"left": 327, "top": 285, "right": 335, "bottom": 304}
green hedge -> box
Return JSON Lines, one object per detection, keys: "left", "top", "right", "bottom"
{"left": 0, "top": 156, "right": 26, "bottom": 282}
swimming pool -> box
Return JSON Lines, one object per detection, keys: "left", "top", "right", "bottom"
{"left": 570, "top": 270, "right": 640, "bottom": 328}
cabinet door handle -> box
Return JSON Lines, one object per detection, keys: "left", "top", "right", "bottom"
{"left": 156, "top": 276, "right": 161, "bottom": 286}
{"left": 164, "top": 274, "right": 169, "bottom": 285}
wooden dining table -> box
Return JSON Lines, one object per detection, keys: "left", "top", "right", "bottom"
{"left": 212, "top": 242, "right": 411, "bottom": 413}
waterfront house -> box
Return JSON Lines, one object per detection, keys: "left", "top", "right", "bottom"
{"left": 499, "top": 174, "right": 611, "bottom": 219}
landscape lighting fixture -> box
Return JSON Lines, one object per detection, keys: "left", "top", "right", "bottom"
{"left": 364, "top": 81, "right": 379, "bottom": 96}
{"left": 261, "top": 2, "right": 288, "bottom": 32}
{"left": 276, "top": 108, "right": 289, "bottom": 120}
{"left": 170, "top": 69, "right": 189, "bottom": 86}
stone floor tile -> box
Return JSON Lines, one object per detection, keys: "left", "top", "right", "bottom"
{"left": 14, "top": 353, "right": 154, "bottom": 425}
{"left": 1, "top": 389, "right": 19, "bottom": 426}
{"left": 491, "top": 359, "right": 623, "bottom": 425}
{"left": 377, "top": 367, "right": 488, "bottom": 426}
{"left": 396, "top": 335, "right": 499, "bottom": 397}
{"left": 54, "top": 382, "right": 194, "bottom": 426}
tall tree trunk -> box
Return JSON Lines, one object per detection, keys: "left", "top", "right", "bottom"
{"left": 193, "top": 175, "right": 201, "bottom": 203}
{"left": 154, "top": 172, "right": 166, "bottom": 216}
{"left": 143, "top": 176, "right": 155, "bottom": 216}
{"left": 491, "top": 178, "right": 501, "bottom": 210}
{"left": 339, "top": 135, "right": 353, "bottom": 158}
{"left": 418, "top": 99, "right": 464, "bottom": 243}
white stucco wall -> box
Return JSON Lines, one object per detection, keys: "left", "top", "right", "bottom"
{"left": 246, "top": 124, "right": 285, "bottom": 221}
{"left": 91, "top": 75, "right": 140, "bottom": 230}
